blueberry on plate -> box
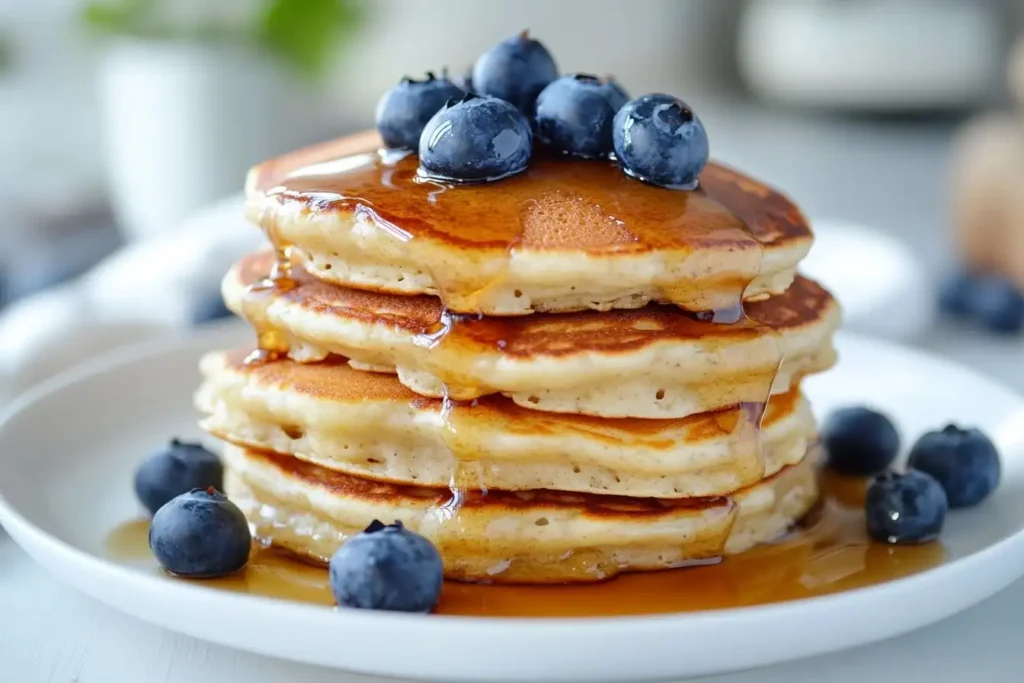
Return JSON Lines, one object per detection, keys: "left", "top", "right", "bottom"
{"left": 866, "top": 469, "right": 948, "bottom": 544}
{"left": 821, "top": 406, "right": 900, "bottom": 476}
{"left": 149, "top": 487, "right": 251, "bottom": 577}
{"left": 329, "top": 520, "right": 443, "bottom": 613}
{"left": 612, "top": 94, "right": 709, "bottom": 190}
{"left": 472, "top": 31, "right": 558, "bottom": 113}
{"left": 418, "top": 94, "right": 532, "bottom": 182}
{"left": 965, "top": 274, "right": 1024, "bottom": 334}
{"left": 375, "top": 72, "right": 466, "bottom": 150}
{"left": 134, "top": 439, "right": 223, "bottom": 516}
{"left": 534, "top": 74, "right": 625, "bottom": 158}
{"left": 908, "top": 425, "right": 1001, "bottom": 508}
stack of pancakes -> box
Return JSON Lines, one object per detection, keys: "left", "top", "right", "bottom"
{"left": 195, "top": 131, "right": 841, "bottom": 583}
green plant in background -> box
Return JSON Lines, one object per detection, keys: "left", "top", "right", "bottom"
{"left": 82, "top": 0, "right": 365, "bottom": 79}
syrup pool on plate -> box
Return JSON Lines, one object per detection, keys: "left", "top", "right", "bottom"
{"left": 104, "top": 471, "right": 944, "bottom": 618}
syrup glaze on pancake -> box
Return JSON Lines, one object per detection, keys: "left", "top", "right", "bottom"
{"left": 245, "top": 131, "right": 812, "bottom": 314}
{"left": 198, "top": 350, "right": 813, "bottom": 497}
{"left": 251, "top": 143, "right": 807, "bottom": 252}
{"left": 234, "top": 250, "right": 831, "bottom": 358}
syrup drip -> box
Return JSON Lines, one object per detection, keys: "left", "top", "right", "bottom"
{"left": 103, "top": 472, "right": 945, "bottom": 617}
{"left": 241, "top": 224, "right": 299, "bottom": 366}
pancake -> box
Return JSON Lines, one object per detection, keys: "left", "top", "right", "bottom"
{"left": 196, "top": 350, "right": 816, "bottom": 498}
{"left": 245, "top": 131, "right": 813, "bottom": 315}
{"left": 223, "top": 443, "right": 820, "bottom": 583}
{"left": 223, "top": 252, "right": 840, "bottom": 418}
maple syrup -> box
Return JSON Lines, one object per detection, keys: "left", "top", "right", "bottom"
{"left": 240, "top": 225, "right": 299, "bottom": 366}
{"left": 103, "top": 472, "right": 943, "bottom": 618}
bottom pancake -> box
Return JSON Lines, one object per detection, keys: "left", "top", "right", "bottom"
{"left": 223, "top": 443, "right": 820, "bottom": 584}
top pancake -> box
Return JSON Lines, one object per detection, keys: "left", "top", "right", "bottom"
{"left": 245, "top": 131, "right": 813, "bottom": 315}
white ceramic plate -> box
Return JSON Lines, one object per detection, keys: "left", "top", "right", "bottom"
{"left": 1, "top": 326, "right": 1024, "bottom": 683}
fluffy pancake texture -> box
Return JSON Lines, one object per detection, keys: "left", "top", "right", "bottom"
{"left": 197, "top": 350, "right": 816, "bottom": 498}
{"left": 245, "top": 132, "right": 813, "bottom": 315}
{"left": 224, "top": 252, "right": 839, "bottom": 418}
{"left": 223, "top": 443, "right": 821, "bottom": 583}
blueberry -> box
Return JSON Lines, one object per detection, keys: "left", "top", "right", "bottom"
{"left": 866, "top": 469, "right": 948, "bottom": 544}
{"left": 908, "top": 425, "right": 1001, "bottom": 508}
{"left": 821, "top": 406, "right": 900, "bottom": 476}
{"left": 329, "top": 520, "right": 443, "bottom": 613}
{"left": 134, "top": 439, "right": 223, "bottom": 516}
{"left": 472, "top": 31, "right": 558, "bottom": 113}
{"left": 966, "top": 275, "right": 1024, "bottom": 334}
{"left": 612, "top": 94, "right": 709, "bottom": 190}
{"left": 375, "top": 72, "right": 465, "bottom": 150}
{"left": 534, "top": 74, "right": 625, "bottom": 158}
{"left": 603, "top": 77, "right": 630, "bottom": 111}
{"left": 938, "top": 270, "right": 974, "bottom": 317}
{"left": 149, "top": 488, "right": 251, "bottom": 577}
{"left": 418, "top": 94, "right": 532, "bottom": 182}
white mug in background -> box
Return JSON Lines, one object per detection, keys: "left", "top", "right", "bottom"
{"left": 737, "top": 0, "right": 1004, "bottom": 112}
{"left": 96, "top": 40, "right": 329, "bottom": 243}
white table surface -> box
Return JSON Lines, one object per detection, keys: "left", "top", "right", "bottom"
{"left": 5, "top": 102, "right": 1024, "bottom": 683}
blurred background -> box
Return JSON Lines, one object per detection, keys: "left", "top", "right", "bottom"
{"left": 1, "top": 0, "right": 1022, "bottom": 397}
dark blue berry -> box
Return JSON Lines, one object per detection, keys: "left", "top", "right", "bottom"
{"left": 134, "top": 439, "right": 223, "bottom": 516}
{"left": 603, "top": 78, "right": 630, "bottom": 111}
{"left": 375, "top": 72, "right": 465, "bottom": 150}
{"left": 866, "top": 469, "right": 947, "bottom": 544}
{"left": 908, "top": 425, "right": 1001, "bottom": 508}
{"left": 329, "top": 520, "right": 443, "bottom": 613}
{"left": 612, "top": 94, "right": 709, "bottom": 190}
{"left": 966, "top": 275, "right": 1024, "bottom": 334}
{"left": 149, "top": 488, "right": 251, "bottom": 577}
{"left": 939, "top": 270, "right": 974, "bottom": 317}
{"left": 418, "top": 94, "right": 532, "bottom": 182}
{"left": 821, "top": 406, "right": 900, "bottom": 476}
{"left": 534, "top": 74, "right": 624, "bottom": 158}
{"left": 472, "top": 31, "right": 558, "bottom": 113}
